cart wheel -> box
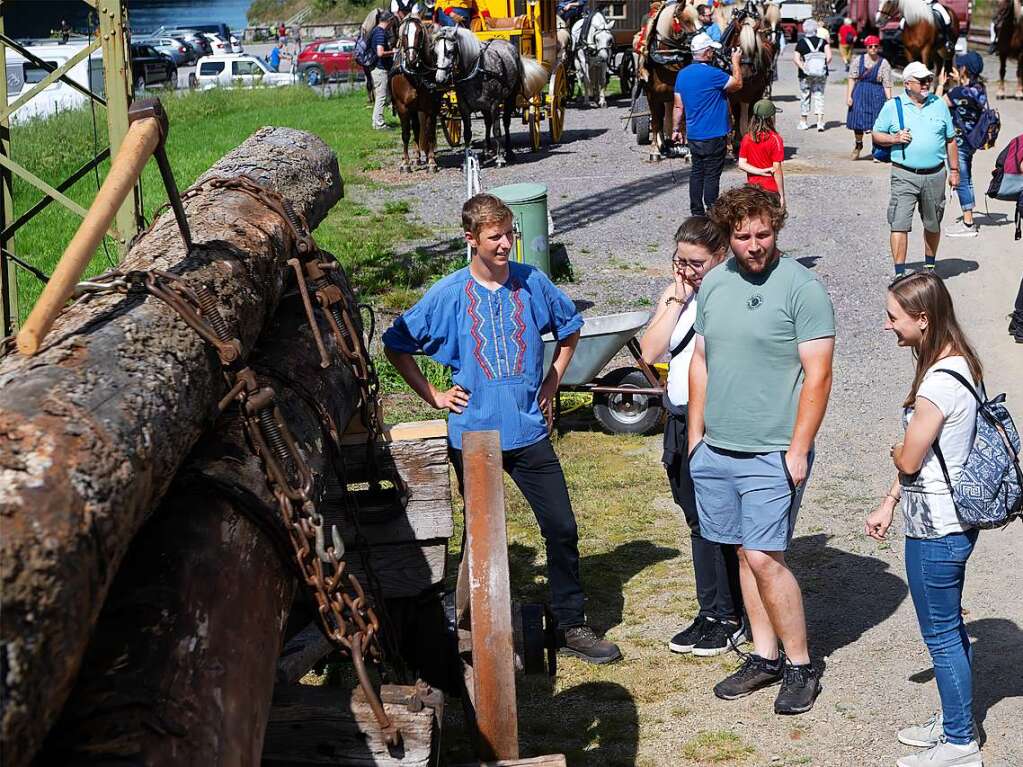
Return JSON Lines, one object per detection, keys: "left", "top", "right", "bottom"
{"left": 443, "top": 116, "right": 463, "bottom": 148}
{"left": 593, "top": 367, "right": 663, "bottom": 435}
{"left": 456, "top": 432, "right": 520, "bottom": 761}
{"left": 633, "top": 92, "right": 651, "bottom": 145}
{"left": 618, "top": 54, "right": 635, "bottom": 98}
{"left": 549, "top": 64, "right": 567, "bottom": 144}
{"left": 528, "top": 108, "right": 542, "bottom": 152}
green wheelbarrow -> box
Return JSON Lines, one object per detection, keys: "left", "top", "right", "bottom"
{"left": 542, "top": 311, "right": 665, "bottom": 435}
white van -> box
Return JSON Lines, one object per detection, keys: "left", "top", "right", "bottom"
{"left": 4, "top": 41, "right": 104, "bottom": 123}
{"left": 195, "top": 54, "right": 296, "bottom": 89}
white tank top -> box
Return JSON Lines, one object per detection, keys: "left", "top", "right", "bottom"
{"left": 666, "top": 294, "right": 698, "bottom": 407}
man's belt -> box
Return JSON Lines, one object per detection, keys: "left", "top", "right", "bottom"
{"left": 892, "top": 162, "right": 945, "bottom": 175}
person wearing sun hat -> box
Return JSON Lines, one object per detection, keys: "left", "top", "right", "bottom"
{"left": 672, "top": 32, "right": 744, "bottom": 215}
{"left": 872, "top": 61, "right": 958, "bottom": 276}
{"left": 846, "top": 34, "right": 893, "bottom": 160}
{"left": 943, "top": 50, "right": 989, "bottom": 238}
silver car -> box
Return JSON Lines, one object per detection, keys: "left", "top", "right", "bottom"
{"left": 136, "top": 36, "right": 195, "bottom": 66}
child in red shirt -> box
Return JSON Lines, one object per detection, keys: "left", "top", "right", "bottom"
{"left": 737, "top": 99, "right": 786, "bottom": 209}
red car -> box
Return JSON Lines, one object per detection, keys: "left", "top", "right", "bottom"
{"left": 296, "top": 39, "right": 360, "bottom": 84}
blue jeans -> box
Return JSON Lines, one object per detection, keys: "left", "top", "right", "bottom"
{"left": 904, "top": 529, "right": 979, "bottom": 745}
{"left": 954, "top": 143, "right": 976, "bottom": 212}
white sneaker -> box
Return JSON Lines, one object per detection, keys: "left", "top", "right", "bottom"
{"left": 899, "top": 712, "right": 944, "bottom": 747}
{"left": 945, "top": 221, "right": 978, "bottom": 238}
{"left": 797, "top": 120, "right": 810, "bottom": 130}
{"left": 896, "top": 740, "right": 983, "bottom": 767}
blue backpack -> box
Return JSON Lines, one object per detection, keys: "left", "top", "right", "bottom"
{"left": 932, "top": 369, "right": 1023, "bottom": 529}
{"left": 873, "top": 97, "right": 905, "bottom": 164}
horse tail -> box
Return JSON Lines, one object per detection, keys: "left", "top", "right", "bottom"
{"left": 521, "top": 56, "right": 550, "bottom": 99}
{"left": 739, "top": 23, "right": 758, "bottom": 59}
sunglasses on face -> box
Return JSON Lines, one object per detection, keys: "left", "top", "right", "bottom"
{"left": 867, "top": 44, "right": 880, "bottom": 49}
{"left": 912, "top": 77, "right": 934, "bottom": 85}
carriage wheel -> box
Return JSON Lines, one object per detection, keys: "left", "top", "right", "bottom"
{"left": 456, "top": 432, "right": 520, "bottom": 761}
{"left": 549, "top": 65, "right": 567, "bottom": 144}
{"left": 443, "top": 116, "right": 463, "bottom": 148}
{"left": 528, "top": 107, "right": 542, "bottom": 153}
{"left": 618, "top": 54, "right": 635, "bottom": 99}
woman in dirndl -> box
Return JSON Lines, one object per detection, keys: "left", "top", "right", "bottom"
{"left": 845, "top": 35, "right": 892, "bottom": 160}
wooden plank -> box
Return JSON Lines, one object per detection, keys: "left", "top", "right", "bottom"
{"left": 340, "top": 420, "right": 448, "bottom": 446}
{"left": 277, "top": 623, "right": 336, "bottom": 684}
{"left": 344, "top": 540, "right": 447, "bottom": 599}
{"left": 329, "top": 436, "right": 453, "bottom": 545}
{"left": 452, "top": 757, "right": 567, "bottom": 766}
{"left": 262, "top": 684, "right": 437, "bottom": 766}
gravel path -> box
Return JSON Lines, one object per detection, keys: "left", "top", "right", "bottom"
{"left": 374, "top": 53, "right": 1023, "bottom": 766}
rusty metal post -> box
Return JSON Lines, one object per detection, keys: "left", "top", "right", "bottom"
{"left": 462, "top": 430, "right": 519, "bottom": 762}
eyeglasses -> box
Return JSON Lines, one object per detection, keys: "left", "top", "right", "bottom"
{"left": 911, "top": 77, "right": 934, "bottom": 85}
{"left": 867, "top": 44, "right": 880, "bottom": 49}
{"left": 673, "top": 255, "right": 709, "bottom": 272}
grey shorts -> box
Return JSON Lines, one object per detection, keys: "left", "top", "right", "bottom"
{"left": 689, "top": 444, "right": 814, "bottom": 552}
{"left": 887, "top": 165, "right": 947, "bottom": 233}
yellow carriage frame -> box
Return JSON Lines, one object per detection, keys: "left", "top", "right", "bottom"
{"left": 440, "top": 0, "right": 567, "bottom": 152}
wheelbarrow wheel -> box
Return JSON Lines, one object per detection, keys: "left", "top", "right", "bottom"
{"left": 593, "top": 367, "right": 663, "bottom": 435}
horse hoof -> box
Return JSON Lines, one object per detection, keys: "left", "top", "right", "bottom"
{"left": 399, "top": 164, "right": 411, "bottom": 173}
{"left": 429, "top": 163, "right": 439, "bottom": 173}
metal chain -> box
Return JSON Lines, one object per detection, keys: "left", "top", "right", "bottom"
{"left": 75, "top": 176, "right": 404, "bottom": 748}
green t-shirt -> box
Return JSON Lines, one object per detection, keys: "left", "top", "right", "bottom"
{"left": 694, "top": 254, "right": 835, "bottom": 452}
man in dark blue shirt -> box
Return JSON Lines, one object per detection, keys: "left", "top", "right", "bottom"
{"left": 369, "top": 11, "right": 396, "bottom": 129}
{"left": 672, "top": 33, "right": 743, "bottom": 215}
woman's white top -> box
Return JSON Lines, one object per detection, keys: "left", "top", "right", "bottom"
{"left": 666, "top": 293, "right": 698, "bottom": 408}
{"left": 900, "top": 355, "right": 978, "bottom": 538}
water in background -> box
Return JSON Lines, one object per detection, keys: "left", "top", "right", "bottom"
{"left": 6, "top": 0, "right": 253, "bottom": 39}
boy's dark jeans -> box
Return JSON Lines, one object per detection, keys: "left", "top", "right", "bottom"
{"left": 688, "top": 135, "right": 728, "bottom": 216}
{"left": 449, "top": 437, "right": 586, "bottom": 628}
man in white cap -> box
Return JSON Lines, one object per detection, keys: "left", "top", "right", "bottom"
{"left": 871, "top": 61, "right": 958, "bottom": 276}
{"left": 671, "top": 33, "right": 743, "bottom": 216}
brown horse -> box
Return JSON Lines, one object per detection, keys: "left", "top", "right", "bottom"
{"left": 995, "top": 0, "right": 1023, "bottom": 98}
{"left": 877, "top": 0, "right": 960, "bottom": 83}
{"left": 720, "top": 3, "right": 776, "bottom": 154}
{"left": 391, "top": 17, "right": 441, "bottom": 172}
{"left": 635, "top": 1, "right": 700, "bottom": 158}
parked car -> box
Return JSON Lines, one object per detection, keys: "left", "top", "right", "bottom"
{"left": 202, "top": 32, "right": 233, "bottom": 54}
{"left": 195, "top": 54, "right": 296, "bottom": 89}
{"left": 136, "top": 36, "right": 195, "bottom": 66}
{"left": 4, "top": 40, "right": 105, "bottom": 122}
{"left": 295, "top": 38, "right": 359, "bottom": 84}
{"left": 160, "top": 28, "right": 213, "bottom": 57}
{"left": 129, "top": 43, "right": 176, "bottom": 90}
{"left": 191, "top": 23, "right": 233, "bottom": 41}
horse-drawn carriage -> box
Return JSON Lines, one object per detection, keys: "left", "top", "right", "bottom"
{"left": 437, "top": 0, "right": 569, "bottom": 155}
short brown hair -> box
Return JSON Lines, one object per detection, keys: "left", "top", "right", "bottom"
{"left": 462, "top": 193, "right": 513, "bottom": 237}
{"left": 674, "top": 215, "right": 728, "bottom": 255}
{"left": 708, "top": 184, "right": 787, "bottom": 236}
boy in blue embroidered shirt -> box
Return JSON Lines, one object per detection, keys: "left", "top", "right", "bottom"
{"left": 383, "top": 194, "right": 622, "bottom": 664}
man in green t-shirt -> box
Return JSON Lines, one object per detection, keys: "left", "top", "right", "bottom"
{"left": 687, "top": 186, "right": 836, "bottom": 716}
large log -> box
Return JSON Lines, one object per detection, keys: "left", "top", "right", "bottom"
{"left": 36, "top": 289, "right": 363, "bottom": 764}
{"left": 0, "top": 127, "right": 342, "bottom": 765}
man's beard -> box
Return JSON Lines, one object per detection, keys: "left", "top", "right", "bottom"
{"left": 735, "top": 247, "right": 779, "bottom": 274}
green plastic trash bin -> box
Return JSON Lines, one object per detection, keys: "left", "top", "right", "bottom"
{"left": 489, "top": 182, "right": 550, "bottom": 276}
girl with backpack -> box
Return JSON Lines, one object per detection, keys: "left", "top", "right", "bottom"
{"left": 793, "top": 20, "right": 831, "bottom": 132}
{"left": 845, "top": 35, "right": 892, "bottom": 160}
{"left": 944, "top": 52, "right": 990, "bottom": 238}
{"left": 738, "top": 99, "right": 786, "bottom": 209}
{"left": 865, "top": 272, "right": 985, "bottom": 767}
{"left": 639, "top": 218, "right": 746, "bottom": 659}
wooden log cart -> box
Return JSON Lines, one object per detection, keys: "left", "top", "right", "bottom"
{"left": 0, "top": 98, "right": 565, "bottom": 767}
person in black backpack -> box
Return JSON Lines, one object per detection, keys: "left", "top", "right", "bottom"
{"left": 866, "top": 272, "right": 986, "bottom": 767}
{"left": 943, "top": 51, "right": 989, "bottom": 238}
{"left": 639, "top": 217, "right": 745, "bottom": 659}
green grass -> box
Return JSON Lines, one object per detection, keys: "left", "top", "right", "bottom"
{"left": 7, "top": 86, "right": 453, "bottom": 321}
{"left": 680, "top": 731, "right": 756, "bottom": 764}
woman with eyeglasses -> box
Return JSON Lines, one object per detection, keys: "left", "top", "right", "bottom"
{"left": 639, "top": 217, "right": 745, "bottom": 659}
{"left": 846, "top": 35, "right": 893, "bottom": 160}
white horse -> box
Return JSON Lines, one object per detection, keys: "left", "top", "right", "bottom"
{"left": 572, "top": 10, "right": 615, "bottom": 107}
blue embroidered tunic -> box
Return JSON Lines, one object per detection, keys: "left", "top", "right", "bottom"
{"left": 382, "top": 262, "right": 584, "bottom": 450}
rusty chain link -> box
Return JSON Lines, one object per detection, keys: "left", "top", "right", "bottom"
{"left": 77, "top": 175, "right": 404, "bottom": 749}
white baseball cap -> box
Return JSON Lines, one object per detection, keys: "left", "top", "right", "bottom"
{"left": 902, "top": 61, "right": 934, "bottom": 81}
{"left": 691, "top": 32, "right": 721, "bottom": 53}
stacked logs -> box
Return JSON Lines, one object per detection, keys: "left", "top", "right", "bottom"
{"left": 0, "top": 127, "right": 362, "bottom": 765}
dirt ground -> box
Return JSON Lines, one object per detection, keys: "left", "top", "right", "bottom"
{"left": 374, "top": 50, "right": 1023, "bottom": 766}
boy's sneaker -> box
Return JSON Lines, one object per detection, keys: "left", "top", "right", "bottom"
{"left": 899, "top": 713, "right": 980, "bottom": 748}
{"left": 774, "top": 662, "right": 822, "bottom": 715}
{"left": 713, "top": 652, "right": 784, "bottom": 700}
{"left": 668, "top": 616, "right": 710, "bottom": 653}
{"left": 945, "top": 221, "right": 978, "bottom": 238}
{"left": 797, "top": 120, "right": 810, "bottom": 130}
{"left": 896, "top": 739, "right": 983, "bottom": 767}
{"left": 559, "top": 625, "right": 623, "bottom": 665}
{"left": 693, "top": 619, "right": 746, "bottom": 657}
